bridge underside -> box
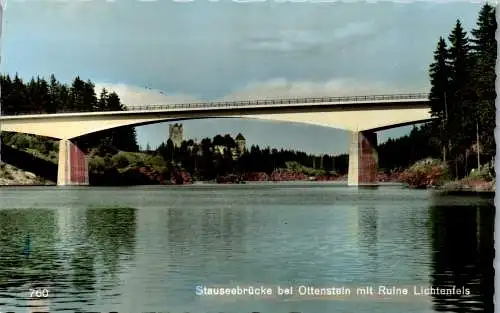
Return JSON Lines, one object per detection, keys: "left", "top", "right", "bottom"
{"left": 53, "top": 131, "right": 379, "bottom": 187}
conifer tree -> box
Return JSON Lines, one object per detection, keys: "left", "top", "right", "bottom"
{"left": 98, "top": 88, "right": 108, "bottom": 111}
{"left": 47, "top": 74, "right": 60, "bottom": 113}
{"left": 70, "top": 76, "right": 85, "bottom": 111}
{"left": 447, "top": 20, "right": 473, "bottom": 175}
{"left": 471, "top": 4, "right": 496, "bottom": 160}
{"left": 429, "top": 37, "right": 451, "bottom": 161}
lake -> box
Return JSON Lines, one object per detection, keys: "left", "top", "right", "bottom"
{"left": 0, "top": 183, "right": 494, "bottom": 313}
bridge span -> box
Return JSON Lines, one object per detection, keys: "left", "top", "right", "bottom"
{"left": 0, "top": 93, "right": 435, "bottom": 187}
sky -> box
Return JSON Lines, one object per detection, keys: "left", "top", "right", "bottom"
{"left": 1, "top": 0, "right": 486, "bottom": 154}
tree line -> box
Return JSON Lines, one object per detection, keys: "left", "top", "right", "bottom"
{"left": 377, "top": 4, "right": 496, "bottom": 179}
{"left": 378, "top": 124, "right": 442, "bottom": 172}
{"left": 427, "top": 4, "right": 496, "bottom": 178}
{"left": 0, "top": 74, "right": 139, "bottom": 152}
{"left": 152, "top": 125, "right": 448, "bottom": 180}
{"left": 154, "top": 136, "right": 350, "bottom": 179}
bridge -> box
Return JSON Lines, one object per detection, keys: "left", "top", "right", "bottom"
{"left": 0, "top": 93, "right": 435, "bottom": 187}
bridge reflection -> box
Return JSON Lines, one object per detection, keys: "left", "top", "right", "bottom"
{"left": 357, "top": 206, "right": 378, "bottom": 258}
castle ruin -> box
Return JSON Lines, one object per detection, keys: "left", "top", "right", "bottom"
{"left": 235, "top": 133, "right": 246, "bottom": 156}
{"left": 169, "top": 123, "right": 183, "bottom": 148}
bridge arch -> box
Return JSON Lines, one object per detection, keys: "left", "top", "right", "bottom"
{"left": 0, "top": 94, "right": 436, "bottom": 186}
{"left": 0, "top": 106, "right": 433, "bottom": 140}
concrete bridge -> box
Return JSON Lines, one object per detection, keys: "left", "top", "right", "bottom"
{"left": 0, "top": 93, "right": 435, "bottom": 186}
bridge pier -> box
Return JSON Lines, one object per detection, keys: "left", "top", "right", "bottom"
{"left": 348, "top": 131, "right": 378, "bottom": 186}
{"left": 57, "top": 139, "right": 89, "bottom": 186}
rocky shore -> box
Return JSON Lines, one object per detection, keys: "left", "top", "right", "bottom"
{"left": 0, "top": 163, "right": 53, "bottom": 186}
{"left": 217, "top": 170, "right": 341, "bottom": 183}
{"left": 213, "top": 158, "right": 495, "bottom": 193}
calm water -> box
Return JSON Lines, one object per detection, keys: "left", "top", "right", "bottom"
{"left": 0, "top": 183, "right": 494, "bottom": 313}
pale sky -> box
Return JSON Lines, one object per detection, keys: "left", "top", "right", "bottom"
{"left": 1, "top": 0, "right": 484, "bottom": 154}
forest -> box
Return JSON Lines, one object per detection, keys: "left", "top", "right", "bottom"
{"left": 426, "top": 4, "right": 496, "bottom": 178}
{"left": 377, "top": 4, "right": 495, "bottom": 180}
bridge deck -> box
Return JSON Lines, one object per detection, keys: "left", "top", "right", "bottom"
{"left": 0, "top": 93, "right": 430, "bottom": 119}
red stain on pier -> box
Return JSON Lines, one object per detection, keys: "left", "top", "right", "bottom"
{"left": 69, "top": 141, "right": 88, "bottom": 185}
{"left": 358, "top": 132, "right": 378, "bottom": 184}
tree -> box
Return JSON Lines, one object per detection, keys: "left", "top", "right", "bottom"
{"left": 110, "top": 127, "right": 139, "bottom": 152}
{"left": 70, "top": 76, "right": 86, "bottom": 111}
{"left": 47, "top": 74, "right": 60, "bottom": 113}
{"left": 470, "top": 4, "right": 496, "bottom": 160}
{"left": 471, "top": 5, "right": 496, "bottom": 57}
{"left": 223, "top": 134, "right": 236, "bottom": 148}
{"left": 447, "top": 20, "right": 474, "bottom": 177}
{"left": 106, "top": 92, "right": 123, "bottom": 111}
{"left": 98, "top": 88, "right": 108, "bottom": 111}
{"left": 428, "top": 37, "right": 451, "bottom": 161}
{"left": 212, "top": 135, "right": 224, "bottom": 146}
{"left": 0, "top": 74, "right": 14, "bottom": 114}
{"left": 166, "top": 139, "right": 175, "bottom": 162}
{"left": 58, "top": 85, "right": 71, "bottom": 112}
{"left": 11, "top": 75, "right": 29, "bottom": 113}
{"left": 83, "top": 80, "right": 98, "bottom": 112}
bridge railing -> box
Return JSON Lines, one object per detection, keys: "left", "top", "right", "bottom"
{"left": 122, "top": 92, "right": 430, "bottom": 111}
{"left": 2, "top": 93, "right": 430, "bottom": 115}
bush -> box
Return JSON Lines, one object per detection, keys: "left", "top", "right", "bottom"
{"left": 399, "top": 158, "right": 450, "bottom": 188}
{"left": 10, "top": 133, "right": 31, "bottom": 149}
{"left": 284, "top": 161, "right": 327, "bottom": 176}
{"left": 467, "top": 165, "right": 493, "bottom": 181}
{"left": 89, "top": 156, "right": 106, "bottom": 174}
{"left": 111, "top": 153, "right": 130, "bottom": 168}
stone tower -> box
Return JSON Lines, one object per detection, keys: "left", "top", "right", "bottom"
{"left": 235, "top": 133, "right": 246, "bottom": 155}
{"left": 169, "top": 123, "right": 183, "bottom": 148}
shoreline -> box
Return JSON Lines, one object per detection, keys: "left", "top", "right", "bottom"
{"left": 0, "top": 159, "right": 494, "bottom": 193}
{"left": 0, "top": 178, "right": 494, "bottom": 193}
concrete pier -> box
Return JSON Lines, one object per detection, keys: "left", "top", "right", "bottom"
{"left": 57, "top": 139, "right": 89, "bottom": 186}
{"left": 348, "top": 131, "right": 378, "bottom": 186}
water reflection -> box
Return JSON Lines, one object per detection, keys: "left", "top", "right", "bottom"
{"left": 429, "top": 204, "right": 494, "bottom": 312}
{"left": 70, "top": 245, "right": 96, "bottom": 292}
{"left": 0, "top": 209, "right": 60, "bottom": 290}
{"left": 85, "top": 208, "right": 137, "bottom": 281}
{"left": 56, "top": 207, "right": 137, "bottom": 310}
{"left": 357, "top": 206, "right": 378, "bottom": 251}
{"left": 165, "top": 206, "right": 248, "bottom": 275}
{"left": 199, "top": 208, "right": 247, "bottom": 256}
{"left": 357, "top": 206, "right": 379, "bottom": 278}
